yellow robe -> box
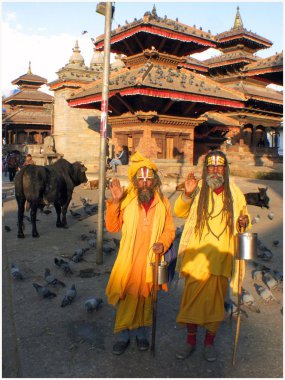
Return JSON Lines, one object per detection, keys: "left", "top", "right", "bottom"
{"left": 174, "top": 180, "right": 250, "bottom": 327}
{"left": 106, "top": 193, "right": 175, "bottom": 333}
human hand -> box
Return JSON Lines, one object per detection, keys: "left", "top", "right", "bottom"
{"left": 152, "top": 242, "right": 164, "bottom": 256}
{"left": 238, "top": 215, "right": 249, "bottom": 231}
{"left": 109, "top": 178, "right": 125, "bottom": 204}
{"left": 184, "top": 172, "right": 198, "bottom": 197}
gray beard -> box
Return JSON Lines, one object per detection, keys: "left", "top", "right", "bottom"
{"left": 138, "top": 187, "right": 155, "bottom": 204}
{"left": 206, "top": 174, "right": 224, "bottom": 190}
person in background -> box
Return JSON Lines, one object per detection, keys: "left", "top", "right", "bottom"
{"left": 7, "top": 153, "right": 19, "bottom": 182}
{"left": 105, "top": 151, "right": 175, "bottom": 355}
{"left": 23, "top": 154, "right": 35, "bottom": 166}
{"left": 174, "top": 150, "right": 250, "bottom": 362}
{"left": 108, "top": 145, "right": 129, "bottom": 172}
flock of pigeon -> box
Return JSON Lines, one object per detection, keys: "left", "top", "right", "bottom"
{"left": 9, "top": 195, "right": 113, "bottom": 313}
{"left": 11, "top": 252, "right": 103, "bottom": 311}
{"left": 7, "top": 194, "right": 283, "bottom": 321}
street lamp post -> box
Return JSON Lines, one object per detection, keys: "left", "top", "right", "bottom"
{"left": 96, "top": 2, "right": 113, "bottom": 265}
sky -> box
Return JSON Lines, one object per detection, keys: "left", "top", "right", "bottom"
{"left": 1, "top": 1, "right": 283, "bottom": 97}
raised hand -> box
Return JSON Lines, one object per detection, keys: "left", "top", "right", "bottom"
{"left": 184, "top": 172, "right": 198, "bottom": 197}
{"left": 109, "top": 178, "right": 125, "bottom": 204}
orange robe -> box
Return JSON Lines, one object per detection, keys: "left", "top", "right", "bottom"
{"left": 106, "top": 193, "right": 175, "bottom": 333}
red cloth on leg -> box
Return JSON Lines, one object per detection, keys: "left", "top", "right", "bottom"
{"left": 204, "top": 330, "right": 216, "bottom": 346}
{"left": 187, "top": 323, "right": 197, "bottom": 346}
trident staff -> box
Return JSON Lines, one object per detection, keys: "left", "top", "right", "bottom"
{"left": 232, "top": 206, "right": 257, "bottom": 366}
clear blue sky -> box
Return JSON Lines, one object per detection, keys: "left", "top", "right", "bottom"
{"left": 3, "top": 1, "right": 283, "bottom": 54}
{"left": 2, "top": 2, "right": 283, "bottom": 96}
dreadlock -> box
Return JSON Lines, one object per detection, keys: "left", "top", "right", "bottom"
{"left": 194, "top": 151, "right": 234, "bottom": 241}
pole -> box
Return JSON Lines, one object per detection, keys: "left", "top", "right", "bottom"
{"left": 232, "top": 259, "right": 243, "bottom": 366}
{"left": 151, "top": 252, "right": 159, "bottom": 357}
{"left": 232, "top": 205, "right": 247, "bottom": 366}
{"left": 96, "top": 2, "right": 113, "bottom": 265}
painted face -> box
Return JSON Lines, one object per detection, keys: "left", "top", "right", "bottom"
{"left": 135, "top": 167, "right": 155, "bottom": 203}
{"left": 136, "top": 167, "right": 154, "bottom": 189}
{"left": 206, "top": 154, "right": 226, "bottom": 187}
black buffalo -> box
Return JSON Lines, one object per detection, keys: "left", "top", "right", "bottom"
{"left": 15, "top": 158, "right": 88, "bottom": 238}
{"left": 244, "top": 187, "right": 270, "bottom": 209}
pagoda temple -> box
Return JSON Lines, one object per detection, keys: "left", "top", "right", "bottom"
{"left": 2, "top": 62, "right": 53, "bottom": 152}
{"left": 68, "top": 6, "right": 253, "bottom": 166}
{"left": 67, "top": 5, "right": 282, "bottom": 168}
{"left": 202, "top": 7, "right": 283, "bottom": 163}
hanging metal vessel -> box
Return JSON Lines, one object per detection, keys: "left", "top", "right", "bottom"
{"left": 235, "top": 232, "right": 258, "bottom": 260}
{"left": 157, "top": 261, "right": 169, "bottom": 285}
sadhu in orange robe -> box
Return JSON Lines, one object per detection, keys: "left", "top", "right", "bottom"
{"left": 106, "top": 192, "right": 175, "bottom": 333}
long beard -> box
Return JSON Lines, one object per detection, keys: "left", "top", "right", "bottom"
{"left": 206, "top": 174, "right": 224, "bottom": 190}
{"left": 138, "top": 187, "right": 155, "bottom": 204}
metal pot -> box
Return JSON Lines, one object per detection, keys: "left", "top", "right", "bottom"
{"left": 157, "top": 261, "right": 169, "bottom": 285}
{"left": 235, "top": 232, "right": 258, "bottom": 260}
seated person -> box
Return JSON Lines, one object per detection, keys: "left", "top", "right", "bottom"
{"left": 108, "top": 145, "right": 129, "bottom": 172}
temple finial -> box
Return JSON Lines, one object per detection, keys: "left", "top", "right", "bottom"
{"left": 233, "top": 6, "right": 243, "bottom": 29}
{"left": 28, "top": 61, "right": 32, "bottom": 74}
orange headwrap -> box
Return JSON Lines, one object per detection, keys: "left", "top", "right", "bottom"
{"left": 121, "top": 151, "right": 158, "bottom": 209}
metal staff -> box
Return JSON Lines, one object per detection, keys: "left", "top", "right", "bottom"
{"left": 232, "top": 205, "right": 247, "bottom": 366}
{"left": 151, "top": 251, "right": 159, "bottom": 357}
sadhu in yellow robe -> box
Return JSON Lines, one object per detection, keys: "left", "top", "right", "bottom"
{"left": 106, "top": 192, "right": 175, "bottom": 333}
{"left": 174, "top": 179, "right": 251, "bottom": 331}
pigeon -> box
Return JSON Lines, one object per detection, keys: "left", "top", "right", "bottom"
{"left": 70, "top": 210, "right": 81, "bottom": 218}
{"left": 103, "top": 245, "right": 115, "bottom": 255}
{"left": 71, "top": 248, "right": 89, "bottom": 263}
{"left": 80, "top": 234, "right": 88, "bottom": 241}
{"left": 272, "top": 240, "right": 279, "bottom": 247}
{"left": 262, "top": 271, "right": 278, "bottom": 290}
{"left": 113, "top": 238, "right": 120, "bottom": 248}
{"left": 5, "top": 225, "right": 11, "bottom": 232}
{"left": 267, "top": 212, "right": 274, "bottom": 220}
{"left": 257, "top": 246, "right": 273, "bottom": 261}
{"left": 42, "top": 209, "right": 52, "bottom": 215}
{"left": 61, "top": 284, "right": 77, "bottom": 307}
{"left": 272, "top": 270, "right": 283, "bottom": 283}
{"left": 224, "top": 300, "right": 248, "bottom": 319}
{"left": 11, "top": 263, "right": 24, "bottom": 280}
{"left": 87, "top": 239, "right": 96, "bottom": 248}
{"left": 54, "top": 258, "right": 73, "bottom": 275}
{"left": 81, "top": 30, "right": 88, "bottom": 35}
{"left": 251, "top": 215, "right": 260, "bottom": 224}
{"left": 89, "top": 229, "right": 97, "bottom": 235}
{"left": 32, "top": 283, "right": 56, "bottom": 298}
{"left": 251, "top": 269, "right": 263, "bottom": 281}
{"left": 80, "top": 197, "right": 91, "bottom": 207}
{"left": 241, "top": 288, "right": 260, "bottom": 313}
{"left": 44, "top": 268, "right": 65, "bottom": 287}
{"left": 85, "top": 297, "right": 103, "bottom": 313}
{"left": 254, "top": 284, "right": 276, "bottom": 302}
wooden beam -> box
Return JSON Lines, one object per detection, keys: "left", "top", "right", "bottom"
{"left": 115, "top": 94, "right": 135, "bottom": 113}
{"left": 122, "top": 39, "right": 134, "bottom": 55}
{"left": 108, "top": 102, "right": 121, "bottom": 116}
{"left": 173, "top": 41, "right": 182, "bottom": 55}
{"left": 134, "top": 35, "right": 144, "bottom": 51}
{"left": 161, "top": 99, "right": 175, "bottom": 113}
{"left": 183, "top": 102, "right": 196, "bottom": 115}
{"left": 158, "top": 38, "right": 167, "bottom": 51}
